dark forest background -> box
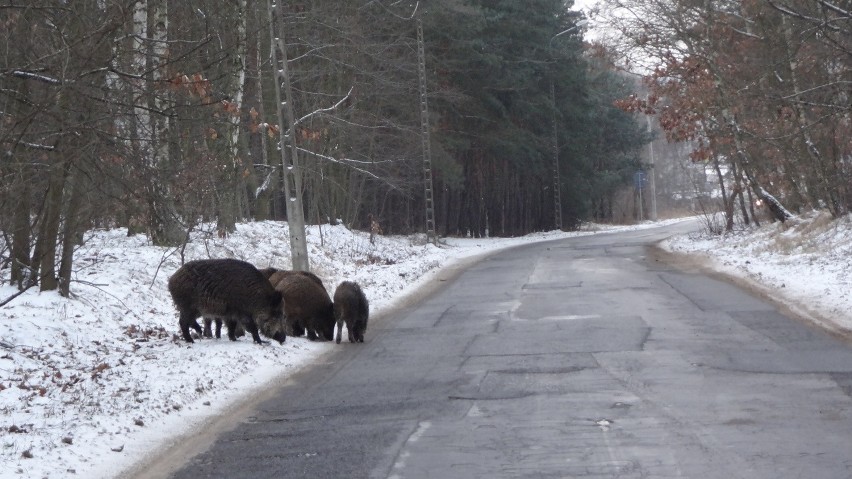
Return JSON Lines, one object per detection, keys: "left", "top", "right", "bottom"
{"left": 3, "top": 0, "right": 849, "bottom": 295}
{"left": 1, "top": 0, "right": 648, "bottom": 294}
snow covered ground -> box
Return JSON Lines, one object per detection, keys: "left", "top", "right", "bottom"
{"left": 1, "top": 212, "right": 850, "bottom": 478}
{"left": 661, "top": 210, "right": 852, "bottom": 336}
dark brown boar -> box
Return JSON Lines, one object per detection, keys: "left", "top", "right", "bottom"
{"left": 168, "top": 259, "right": 286, "bottom": 344}
{"left": 333, "top": 281, "right": 369, "bottom": 344}
{"left": 263, "top": 268, "right": 334, "bottom": 341}
{"left": 260, "top": 267, "right": 324, "bottom": 289}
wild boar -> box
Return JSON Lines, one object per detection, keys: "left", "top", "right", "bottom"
{"left": 333, "top": 281, "right": 369, "bottom": 344}
{"left": 260, "top": 267, "right": 324, "bottom": 289}
{"left": 263, "top": 268, "right": 335, "bottom": 341}
{"left": 168, "top": 259, "right": 286, "bottom": 344}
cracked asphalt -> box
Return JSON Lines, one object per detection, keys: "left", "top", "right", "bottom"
{"left": 154, "top": 222, "right": 852, "bottom": 478}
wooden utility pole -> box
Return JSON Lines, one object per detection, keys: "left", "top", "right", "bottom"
{"left": 416, "top": 18, "right": 437, "bottom": 245}
{"left": 268, "top": 0, "right": 309, "bottom": 270}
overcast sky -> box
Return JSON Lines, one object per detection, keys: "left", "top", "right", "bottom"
{"left": 573, "top": 0, "right": 598, "bottom": 14}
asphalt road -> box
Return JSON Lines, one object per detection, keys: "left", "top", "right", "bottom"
{"left": 156, "top": 222, "right": 852, "bottom": 478}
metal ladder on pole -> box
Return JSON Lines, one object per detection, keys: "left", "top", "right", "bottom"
{"left": 551, "top": 83, "right": 563, "bottom": 230}
{"left": 417, "top": 18, "right": 437, "bottom": 245}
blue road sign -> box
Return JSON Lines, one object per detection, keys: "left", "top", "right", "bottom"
{"left": 634, "top": 171, "right": 646, "bottom": 190}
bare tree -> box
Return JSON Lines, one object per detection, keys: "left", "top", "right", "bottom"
{"left": 603, "top": 0, "right": 803, "bottom": 227}
{"left": 1, "top": 1, "right": 129, "bottom": 294}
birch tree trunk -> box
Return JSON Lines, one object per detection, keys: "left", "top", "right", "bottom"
{"left": 139, "top": 0, "right": 182, "bottom": 245}
{"left": 217, "top": 0, "right": 249, "bottom": 235}
{"left": 268, "top": 0, "right": 309, "bottom": 270}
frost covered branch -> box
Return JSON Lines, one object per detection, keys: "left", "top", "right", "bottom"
{"left": 289, "top": 86, "right": 354, "bottom": 131}
{"left": 13, "top": 140, "right": 56, "bottom": 151}
{"left": 254, "top": 166, "right": 277, "bottom": 199}
{"left": 361, "top": 0, "right": 420, "bottom": 20}
{"left": 295, "top": 147, "right": 381, "bottom": 180}
{"left": 780, "top": 81, "right": 852, "bottom": 100}
{"left": 817, "top": 0, "right": 849, "bottom": 16}
{"left": 10, "top": 70, "right": 61, "bottom": 84}
{"left": 767, "top": 1, "right": 843, "bottom": 31}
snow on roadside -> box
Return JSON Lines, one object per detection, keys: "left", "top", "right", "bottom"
{"left": 660, "top": 210, "right": 852, "bottom": 334}
{"left": 4, "top": 211, "right": 848, "bottom": 479}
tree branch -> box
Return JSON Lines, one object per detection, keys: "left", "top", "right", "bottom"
{"left": 289, "top": 86, "right": 354, "bottom": 131}
{"left": 8, "top": 70, "right": 62, "bottom": 85}
{"left": 0, "top": 284, "right": 35, "bottom": 308}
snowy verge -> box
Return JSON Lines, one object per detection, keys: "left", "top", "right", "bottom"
{"left": 9, "top": 212, "right": 844, "bottom": 479}
{"left": 1, "top": 220, "right": 679, "bottom": 479}
{"left": 659, "top": 210, "right": 852, "bottom": 336}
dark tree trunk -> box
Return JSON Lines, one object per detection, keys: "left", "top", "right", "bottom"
{"left": 58, "top": 165, "right": 86, "bottom": 297}
{"left": 38, "top": 158, "right": 69, "bottom": 292}
{"left": 11, "top": 179, "right": 33, "bottom": 290}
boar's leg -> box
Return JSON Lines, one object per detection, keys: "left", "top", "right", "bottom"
{"left": 321, "top": 323, "right": 334, "bottom": 342}
{"left": 285, "top": 317, "right": 304, "bottom": 337}
{"left": 202, "top": 317, "right": 218, "bottom": 338}
{"left": 306, "top": 329, "right": 318, "bottom": 341}
{"left": 206, "top": 317, "right": 239, "bottom": 340}
{"left": 179, "top": 310, "right": 202, "bottom": 343}
{"left": 240, "top": 315, "right": 267, "bottom": 344}
{"left": 225, "top": 318, "right": 241, "bottom": 341}
{"left": 352, "top": 319, "right": 365, "bottom": 342}
{"left": 335, "top": 319, "right": 344, "bottom": 344}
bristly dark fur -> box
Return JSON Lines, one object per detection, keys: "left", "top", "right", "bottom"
{"left": 333, "top": 281, "right": 369, "bottom": 344}
{"left": 263, "top": 268, "right": 335, "bottom": 341}
{"left": 168, "top": 259, "right": 286, "bottom": 344}
{"left": 260, "top": 267, "right": 324, "bottom": 288}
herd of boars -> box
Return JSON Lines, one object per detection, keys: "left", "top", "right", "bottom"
{"left": 168, "top": 258, "right": 369, "bottom": 345}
